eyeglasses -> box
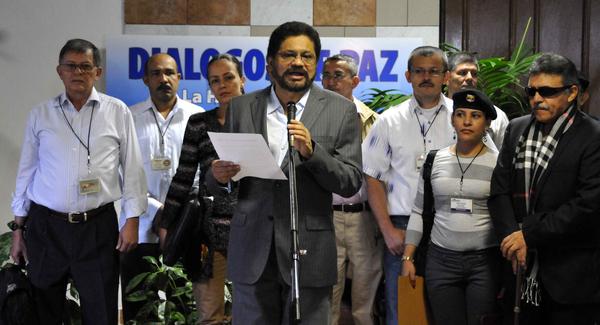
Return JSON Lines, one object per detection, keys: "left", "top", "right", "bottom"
{"left": 277, "top": 51, "right": 316, "bottom": 65}
{"left": 59, "top": 63, "right": 96, "bottom": 73}
{"left": 524, "top": 85, "right": 572, "bottom": 98}
{"left": 410, "top": 68, "right": 444, "bottom": 77}
{"left": 322, "top": 71, "right": 349, "bottom": 81}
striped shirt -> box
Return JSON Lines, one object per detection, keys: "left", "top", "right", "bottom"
{"left": 405, "top": 146, "right": 498, "bottom": 251}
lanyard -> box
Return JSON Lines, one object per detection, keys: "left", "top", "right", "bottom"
{"left": 455, "top": 144, "right": 485, "bottom": 193}
{"left": 59, "top": 99, "right": 96, "bottom": 171}
{"left": 151, "top": 108, "right": 175, "bottom": 155}
{"left": 414, "top": 106, "right": 442, "bottom": 154}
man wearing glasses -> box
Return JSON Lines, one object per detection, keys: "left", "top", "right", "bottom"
{"left": 207, "top": 22, "right": 362, "bottom": 324}
{"left": 362, "top": 46, "right": 456, "bottom": 325}
{"left": 9, "top": 39, "right": 146, "bottom": 324}
{"left": 321, "top": 54, "right": 382, "bottom": 325}
{"left": 489, "top": 53, "right": 600, "bottom": 324}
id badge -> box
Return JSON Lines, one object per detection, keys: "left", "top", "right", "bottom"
{"left": 450, "top": 197, "right": 473, "bottom": 213}
{"left": 415, "top": 155, "right": 425, "bottom": 171}
{"left": 151, "top": 157, "right": 172, "bottom": 170}
{"left": 79, "top": 177, "right": 101, "bottom": 195}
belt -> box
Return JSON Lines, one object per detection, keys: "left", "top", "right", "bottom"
{"left": 332, "top": 202, "right": 370, "bottom": 213}
{"left": 38, "top": 202, "right": 114, "bottom": 223}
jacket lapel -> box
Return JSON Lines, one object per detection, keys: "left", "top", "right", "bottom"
{"left": 250, "top": 87, "right": 270, "bottom": 142}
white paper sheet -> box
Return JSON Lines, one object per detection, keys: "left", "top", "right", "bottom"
{"left": 208, "top": 132, "right": 287, "bottom": 181}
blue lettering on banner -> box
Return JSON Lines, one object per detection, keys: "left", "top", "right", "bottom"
{"left": 128, "top": 47, "right": 148, "bottom": 79}
{"left": 244, "top": 49, "right": 265, "bottom": 81}
{"left": 359, "top": 50, "right": 378, "bottom": 82}
{"left": 380, "top": 50, "right": 398, "bottom": 82}
{"left": 200, "top": 48, "right": 219, "bottom": 79}
{"left": 185, "top": 48, "right": 201, "bottom": 80}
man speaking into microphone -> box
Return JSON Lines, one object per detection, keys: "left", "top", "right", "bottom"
{"left": 207, "top": 21, "right": 362, "bottom": 324}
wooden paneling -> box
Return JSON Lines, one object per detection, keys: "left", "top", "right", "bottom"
{"left": 314, "top": 0, "right": 376, "bottom": 26}
{"left": 124, "top": 0, "right": 187, "bottom": 25}
{"left": 187, "top": 0, "right": 250, "bottom": 25}
{"left": 466, "top": 0, "right": 510, "bottom": 58}
{"left": 440, "top": 0, "right": 599, "bottom": 115}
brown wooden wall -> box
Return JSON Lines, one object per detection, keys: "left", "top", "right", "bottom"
{"left": 440, "top": 0, "right": 600, "bottom": 116}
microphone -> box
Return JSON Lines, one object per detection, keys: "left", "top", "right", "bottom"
{"left": 287, "top": 102, "right": 297, "bottom": 147}
{"left": 286, "top": 101, "right": 297, "bottom": 122}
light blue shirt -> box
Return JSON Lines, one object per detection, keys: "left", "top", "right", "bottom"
{"left": 121, "top": 96, "right": 204, "bottom": 243}
{"left": 12, "top": 88, "right": 147, "bottom": 219}
{"left": 266, "top": 86, "right": 309, "bottom": 166}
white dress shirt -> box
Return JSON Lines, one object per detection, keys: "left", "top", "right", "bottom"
{"left": 266, "top": 86, "right": 309, "bottom": 166}
{"left": 362, "top": 95, "right": 456, "bottom": 216}
{"left": 120, "top": 96, "right": 204, "bottom": 243}
{"left": 12, "top": 88, "right": 147, "bottom": 219}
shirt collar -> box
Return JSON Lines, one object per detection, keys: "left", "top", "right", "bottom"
{"left": 142, "top": 95, "right": 185, "bottom": 118}
{"left": 267, "top": 86, "right": 311, "bottom": 116}
{"left": 58, "top": 87, "right": 100, "bottom": 109}
{"left": 409, "top": 93, "right": 451, "bottom": 114}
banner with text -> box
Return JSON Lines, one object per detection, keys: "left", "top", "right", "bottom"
{"left": 106, "top": 35, "right": 422, "bottom": 109}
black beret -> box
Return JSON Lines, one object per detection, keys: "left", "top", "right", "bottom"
{"left": 452, "top": 88, "right": 497, "bottom": 120}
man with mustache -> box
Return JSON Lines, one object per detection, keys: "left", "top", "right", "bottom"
{"left": 9, "top": 39, "right": 146, "bottom": 325}
{"left": 446, "top": 52, "right": 509, "bottom": 149}
{"left": 488, "top": 53, "right": 600, "bottom": 324}
{"left": 120, "top": 53, "right": 204, "bottom": 321}
{"left": 207, "top": 21, "right": 362, "bottom": 324}
{"left": 362, "top": 46, "right": 456, "bottom": 325}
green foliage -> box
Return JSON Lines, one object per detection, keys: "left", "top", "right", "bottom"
{"left": 125, "top": 256, "right": 198, "bottom": 325}
{"left": 361, "top": 88, "right": 411, "bottom": 113}
{"left": 0, "top": 231, "right": 11, "bottom": 267}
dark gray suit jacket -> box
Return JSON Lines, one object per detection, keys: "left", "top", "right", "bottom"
{"left": 488, "top": 111, "right": 600, "bottom": 304}
{"left": 207, "top": 84, "right": 362, "bottom": 287}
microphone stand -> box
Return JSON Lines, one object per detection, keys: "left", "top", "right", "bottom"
{"left": 286, "top": 102, "right": 301, "bottom": 324}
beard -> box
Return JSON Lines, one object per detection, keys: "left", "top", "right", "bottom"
{"left": 271, "top": 67, "right": 315, "bottom": 93}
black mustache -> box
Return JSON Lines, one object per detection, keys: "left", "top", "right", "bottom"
{"left": 284, "top": 69, "right": 308, "bottom": 78}
{"left": 157, "top": 84, "right": 171, "bottom": 91}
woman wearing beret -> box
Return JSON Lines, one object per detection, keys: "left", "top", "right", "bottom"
{"left": 401, "top": 88, "right": 502, "bottom": 325}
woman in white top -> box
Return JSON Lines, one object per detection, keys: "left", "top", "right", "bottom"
{"left": 401, "top": 88, "right": 502, "bottom": 325}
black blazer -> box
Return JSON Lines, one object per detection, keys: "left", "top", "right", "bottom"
{"left": 488, "top": 110, "right": 600, "bottom": 304}
{"left": 207, "top": 85, "right": 362, "bottom": 287}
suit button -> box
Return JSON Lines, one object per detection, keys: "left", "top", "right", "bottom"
{"left": 275, "top": 183, "right": 280, "bottom": 188}
{"left": 268, "top": 215, "right": 274, "bottom": 221}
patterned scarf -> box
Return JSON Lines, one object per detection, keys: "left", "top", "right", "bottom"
{"left": 512, "top": 102, "right": 577, "bottom": 306}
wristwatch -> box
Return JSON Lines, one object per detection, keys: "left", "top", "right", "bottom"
{"left": 7, "top": 221, "right": 25, "bottom": 231}
{"left": 401, "top": 255, "right": 414, "bottom": 263}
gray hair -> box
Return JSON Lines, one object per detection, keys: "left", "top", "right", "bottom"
{"left": 408, "top": 46, "right": 448, "bottom": 72}
{"left": 448, "top": 52, "right": 478, "bottom": 72}
{"left": 324, "top": 54, "right": 359, "bottom": 76}
{"left": 529, "top": 53, "right": 579, "bottom": 86}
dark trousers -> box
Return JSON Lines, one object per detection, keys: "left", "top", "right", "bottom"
{"left": 119, "top": 243, "right": 161, "bottom": 322}
{"left": 232, "top": 242, "right": 331, "bottom": 325}
{"left": 25, "top": 203, "right": 119, "bottom": 325}
{"left": 425, "top": 243, "right": 502, "bottom": 325}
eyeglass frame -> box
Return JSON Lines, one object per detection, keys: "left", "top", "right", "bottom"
{"left": 524, "top": 85, "right": 573, "bottom": 98}
{"left": 276, "top": 51, "right": 317, "bottom": 65}
{"left": 58, "top": 62, "right": 97, "bottom": 73}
